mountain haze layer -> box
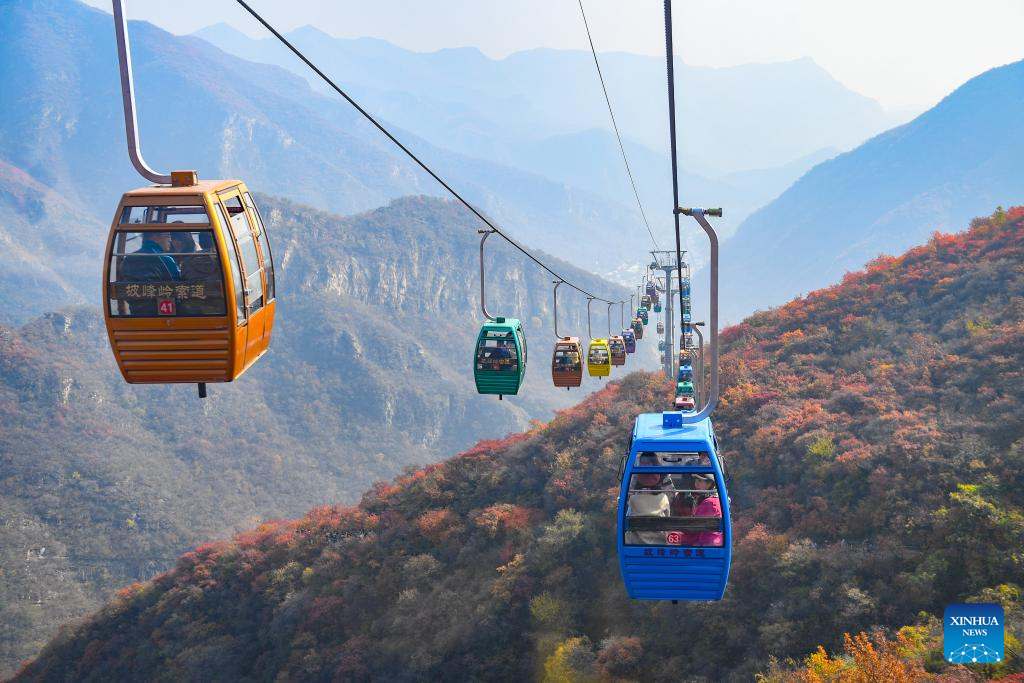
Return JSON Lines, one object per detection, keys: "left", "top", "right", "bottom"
{"left": 192, "top": 22, "right": 908, "bottom": 244}
{"left": 194, "top": 23, "right": 897, "bottom": 173}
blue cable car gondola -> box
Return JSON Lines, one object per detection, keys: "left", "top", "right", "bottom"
{"left": 622, "top": 329, "right": 636, "bottom": 353}
{"left": 616, "top": 412, "right": 731, "bottom": 601}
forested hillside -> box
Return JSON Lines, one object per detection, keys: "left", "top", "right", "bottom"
{"left": 0, "top": 193, "right": 635, "bottom": 676}
{"left": 15, "top": 209, "right": 1022, "bottom": 681}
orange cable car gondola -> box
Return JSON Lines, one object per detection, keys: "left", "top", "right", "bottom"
{"left": 607, "top": 302, "right": 626, "bottom": 367}
{"left": 104, "top": 1, "right": 274, "bottom": 397}
{"left": 550, "top": 282, "right": 583, "bottom": 389}
{"left": 105, "top": 180, "right": 276, "bottom": 393}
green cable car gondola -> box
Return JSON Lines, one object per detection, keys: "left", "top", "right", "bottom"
{"left": 474, "top": 318, "right": 527, "bottom": 399}
{"left": 474, "top": 231, "right": 527, "bottom": 399}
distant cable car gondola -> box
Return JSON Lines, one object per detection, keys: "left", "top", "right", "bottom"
{"left": 616, "top": 413, "right": 731, "bottom": 601}
{"left": 638, "top": 307, "right": 649, "bottom": 325}
{"left": 605, "top": 302, "right": 626, "bottom": 367}
{"left": 673, "top": 395, "right": 696, "bottom": 411}
{"left": 622, "top": 329, "right": 637, "bottom": 353}
{"left": 641, "top": 294, "right": 652, "bottom": 310}
{"left": 550, "top": 282, "right": 583, "bottom": 389}
{"left": 474, "top": 231, "right": 527, "bottom": 398}
{"left": 658, "top": 340, "right": 666, "bottom": 352}
{"left": 552, "top": 337, "right": 583, "bottom": 389}
{"left": 657, "top": 321, "right": 664, "bottom": 335}
{"left": 588, "top": 339, "right": 611, "bottom": 377}
{"left": 609, "top": 336, "right": 627, "bottom": 366}
{"left": 632, "top": 318, "right": 644, "bottom": 340}
{"left": 654, "top": 301, "right": 662, "bottom": 313}
{"left": 585, "top": 298, "right": 611, "bottom": 377}
{"left": 104, "top": 5, "right": 275, "bottom": 397}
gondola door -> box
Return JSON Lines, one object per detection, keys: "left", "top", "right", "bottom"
{"left": 218, "top": 190, "right": 267, "bottom": 370}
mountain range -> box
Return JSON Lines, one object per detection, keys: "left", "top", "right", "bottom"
{"left": 0, "top": 0, "right": 650, "bottom": 300}
{"left": 713, "top": 57, "right": 1024, "bottom": 323}
{"left": 0, "top": 192, "right": 643, "bottom": 675}
{"left": 193, "top": 22, "right": 908, "bottom": 242}
{"left": 13, "top": 207, "right": 1023, "bottom": 681}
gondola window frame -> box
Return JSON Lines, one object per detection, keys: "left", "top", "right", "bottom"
{"left": 220, "top": 194, "right": 264, "bottom": 315}
{"left": 214, "top": 203, "right": 247, "bottom": 326}
{"left": 243, "top": 192, "right": 275, "bottom": 303}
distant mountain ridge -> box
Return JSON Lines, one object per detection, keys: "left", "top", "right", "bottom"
{"left": 713, "top": 57, "right": 1024, "bottom": 323}
{"left": 0, "top": 0, "right": 654, "bottom": 289}
{"left": 13, "top": 207, "right": 1023, "bottom": 681}
{"left": 191, "top": 21, "right": 905, "bottom": 244}
{"left": 193, "top": 22, "right": 897, "bottom": 173}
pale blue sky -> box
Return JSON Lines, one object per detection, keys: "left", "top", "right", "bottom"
{"left": 85, "top": 0, "right": 1024, "bottom": 110}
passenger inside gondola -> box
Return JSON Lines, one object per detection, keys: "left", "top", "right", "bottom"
{"left": 624, "top": 453, "right": 674, "bottom": 545}
{"left": 121, "top": 231, "right": 180, "bottom": 281}
{"left": 477, "top": 337, "right": 519, "bottom": 372}
{"left": 114, "top": 231, "right": 180, "bottom": 316}
{"left": 178, "top": 232, "right": 227, "bottom": 316}
{"left": 169, "top": 229, "right": 196, "bottom": 268}
{"left": 553, "top": 348, "right": 582, "bottom": 371}
{"left": 589, "top": 346, "right": 610, "bottom": 365}
{"left": 675, "top": 473, "right": 723, "bottom": 547}
{"left": 624, "top": 452, "right": 723, "bottom": 547}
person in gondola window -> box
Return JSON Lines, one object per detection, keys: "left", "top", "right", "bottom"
{"left": 124, "top": 231, "right": 181, "bottom": 281}
{"left": 169, "top": 229, "right": 196, "bottom": 269}
{"left": 179, "top": 232, "right": 225, "bottom": 316}
{"left": 624, "top": 453, "right": 674, "bottom": 545}
{"left": 690, "top": 472, "right": 723, "bottom": 547}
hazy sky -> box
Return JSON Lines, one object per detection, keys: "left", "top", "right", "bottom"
{"left": 85, "top": 0, "right": 1024, "bottom": 111}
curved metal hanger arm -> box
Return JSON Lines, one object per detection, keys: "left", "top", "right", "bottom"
{"left": 692, "top": 322, "right": 705, "bottom": 410}
{"left": 606, "top": 302, "right": 613, "bottom": 337}
{"left": 587, "top": 297, "right": 595, "bottom": 340}
{"left": 479, "top": 230, "right": 496, "bottom": 321}
{"left": 676, "top": 208, "right": 720, "bottom": 424}
{"left": 552, "top": 280, "right": 564, "bottom": 339}
{"left": 112, "top": 0, "right": 172, "bottom": 184}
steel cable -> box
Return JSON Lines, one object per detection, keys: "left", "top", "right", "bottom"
{"left": 234, "top": 0, "right": 628, "bottom": 305}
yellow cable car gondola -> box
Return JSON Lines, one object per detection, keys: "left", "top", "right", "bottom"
{"left": 104, "top": 3, "right": 274, "bottom": 397}
{"left": 588, "top": 339, "right": 611, "bottom": 377}
{"left": 585, "top": 298, "right": 611, "bottom": 377}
